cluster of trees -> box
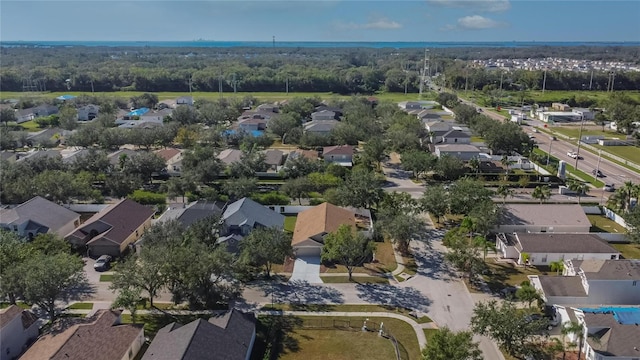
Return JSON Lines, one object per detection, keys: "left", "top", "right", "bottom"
{"left": 606, "top": 181, "right": 640, "bottom": 243}
{"left": 2, "top": 45, "right": 638, "bottom": 93}
{"left": 0, "top": 231, "right": 87, "bottom": 320}
{"left": 110, "top": 218, "right": 292, "bottom": 312}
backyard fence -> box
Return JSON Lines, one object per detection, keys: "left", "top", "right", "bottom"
{"left": 299, "top": 318, "right": 409, "bottom": 360}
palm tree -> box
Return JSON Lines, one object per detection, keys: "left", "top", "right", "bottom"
{"left": 469, "top": 157, "right": 481, "bottom": 176}
{"left": 550, "top": 260, "right": 564, "bottom": 275}
{"left": 532, "top": 185, "right": 552, "bottom": 204}
{"left": 620, "top": 181, "right": 640, "bottom": 212}
{"left": 497, "top": 184, "right": 515, "bottom": 204}
{"left": 563, "top": 321, "right": 585, "bottom": 360}
{"left": 474, "top": 236, "right": 495, "bottom": 261}
{"left": 500, "top": 155, "right": 514, "bottom": 175}
{"left": 567, "top": 179, "right": 590, "bottom": 204}
{"left": 521, "top": 252, "right": 531, "bottom": 266}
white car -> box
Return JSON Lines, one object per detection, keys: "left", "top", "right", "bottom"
{"left": 567, "top": 151, "right": 578, "bottom": 159}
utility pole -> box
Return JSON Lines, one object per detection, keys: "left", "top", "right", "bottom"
{"left": 589, "top": 70, "right": 593, "bottom": 90}
{"left": 575, "top": 115, "right": 585, "bottom": 170}
{"left": 546, "top": 138, "right": 553, "bottom": 167}
{"left": 542, "top": 69, "right": 547, "bottom": 94}
{"left": 594, "top": 149, "right": 602, "bottom": 183}
{"left": 90, "top": 80, "right": 94, "bottom": 93}
{"left": 218, "top": 74, "right": 223, "bottom": 98}
{"left": 188, "top": 75, "right": 193, "bottom": 95}
{"left": 419, "top": 49, "right": 428, "bottom": 98}
{"left": 272, "top": 36, "right": 275, "bottom": 48}
{"left": 464, "top": 67, "right": 469, "bottom": 93}
{"left": 286, "top": 78, "right": 289, "bottom": 94}
{"left": 610, "top": 72, "right": 616, "bottom": 92}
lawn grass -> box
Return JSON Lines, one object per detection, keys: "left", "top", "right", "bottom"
{"left": 470, "top": 136, "right": 485, "bottom": 143}
{"left": 320, "top": 276, "right": 389, "bottom": 284}
{"left": 611, "top": 243, "right": 640, "bottom": 259}
{"left": 483, "top": 258, "right": 559, "bottom": 293}
{"left": 99, "top": 274, "right": 114, "bottom": 282}
{"left": 587, "top": 214, "right": 628, "bottom": 233}
{"left": 423, "top": 328, "right": 439, "bottom": 343}
{"left": 250, "top": 315, "right": 420, "bottom": 360}
{"left": 14, "top": 120, "right": 43, "bottom": 132}
{"left": 0, "top": 302, "right": 30, "bottom": 309}
{"left": 284, "top": 216, "right": 297, "bottom": 233}
{"left": 401, "top": 255, "right": 418, "bottom": 276}
{"left": 592, "top": 143, "right": 640, "bottom": 164}
{"left": 551, "top": 126, "right": 617, "bottom": 139}
{"left": 67, "top": 302, "right": 94, "bottom": 310}
{"left": 121, "top": 313, "right": 207, "bottom": 338}
{"left": 365, "top": 239, "right": 397, "bottom": 274}
{"left": 261, "top": 304, "right": 432, "bottom": 324}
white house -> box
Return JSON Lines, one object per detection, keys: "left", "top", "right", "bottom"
{"left": 497, "top": 233, "right": 620, "bottom": 266}
{"left": 303, "top": 120, "right": 339, "bottom": 136}
{"left": 0, "top": 305, "right": 39, "bottom": 360}
{"left": 529, "top": 259, "right": 640, "bottom": 305}
{"left": 434, "top": 144, "right": 481, "bottom": 161}
{"left": 322, "top": 145, "right": 354, "bottom": 167}
{"left": 440, "top": 129, "right": 472, "bottom": 144}
{"left": 425, "top": 121, "right": 452, "bottom": 133}
{"left": 495, "top": 204, "right": 591, "bottom": 233}
{"left": 176, "top": 96, "right": 194, "bottom": 106}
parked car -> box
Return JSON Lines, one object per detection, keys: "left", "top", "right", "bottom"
{"left": 592, "top": 169, "right": 604, "bottom": 177}
{"left": 524, "top": 313, "right": 557, "bottom": 331}
{"left": 499, "top": 286, "right": 518, "bottom": 298}
{"left": 603, "top": 184, "right": 616, "bottom": 192}
{"left": 94, "top": 255, "right": 112, "bottom": 271}
{"left": 567, "top": 151, "right": 578, "bottom": 159}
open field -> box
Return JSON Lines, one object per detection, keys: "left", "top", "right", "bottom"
{"left": 550, "top": 126, "right": 621, "bottom": 139}
{"left": 592, "top": 144, "right": 640, "bottom": 164}
{"left": 463, "top": 90, "right": 640, "bottom": 106}
{"left": 251, "top": 315, "right": 420, "bottom": 360}
{"left": 0, "top": 90, "right": 436, "bottom": 103}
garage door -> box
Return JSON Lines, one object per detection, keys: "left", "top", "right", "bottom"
{"left": 295, "top": 246, "right": 322, "bottom": 257}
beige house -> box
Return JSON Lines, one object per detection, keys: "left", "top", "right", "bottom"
{"left": 65, "top": 199, "right": 154, "bottom": 257}
{"left": 495, "top": 204, "right": 591, "bottom": 233}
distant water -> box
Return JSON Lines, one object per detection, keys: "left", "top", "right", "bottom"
{"left": 2, "top": 40, "right": 639, "bottom": 49}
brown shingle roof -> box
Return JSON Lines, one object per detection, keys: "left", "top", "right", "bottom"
{"left": 292, "top": 203, "right": 356, "bottom": 246}
{"left": 323, "top": 145, "right": 355, "bottom": 156}
{"left": 155, "top": 148, "right": 181, "bottom": 162}
{"left": 20, "top": 310, "right": 143, "bottom": 360}
{"left": 67, "top": 199, "right": 154, "bottom": 246}
{"left": 0, "top": 305, "right": 23, "bottom": 329}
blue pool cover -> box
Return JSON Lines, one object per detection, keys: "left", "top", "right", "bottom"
{"left": 127, "top": 108, "right": 150, "bottom": 116}
{"left": 580, "top": 307, "right": 640, "bottom": 324}
{"left": 56, "top": 95, "right": 76, "bottom": 100}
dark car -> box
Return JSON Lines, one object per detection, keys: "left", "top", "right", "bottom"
{"left": 499, "top": 286, "right": 518, "bottom": 298}
{"left": 592, "top": 169, "right": 604, "bottom": 177}
{"left": 524, "top": 313, "right": 557, "bottom": 331}
{"left": 94, "top": 255, "right": 112, "bottom": 271}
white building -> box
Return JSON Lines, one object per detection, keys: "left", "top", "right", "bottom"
{"left": 0, "top": 305, "right": 39, "bottom": 360}
{"left": 497, "top": 233, "right": 620, "bottom": 266}
{"left": 530, "top": 259, "right": 640, "bottom": 305}
{"left": 572, "top": 108, "right": 595, "bottom": 121}
{"left": 495, "top": 204, "right": 591, "bottom": 233}
{"left": 433, "top": 144, "right": 481, "bottom": 161}
{"left": 539, "top": 111, "right": 582, "bottom": 123}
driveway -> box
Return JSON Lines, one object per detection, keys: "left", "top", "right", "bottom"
{"left": 289, "top": 256, "right": 322, "bottom": 284}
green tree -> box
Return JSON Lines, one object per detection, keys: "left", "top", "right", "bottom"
{"left": 445, "top": 232, "right": 485, "bottom": 281}
{"left": 420, "top": 185, "right": 449, "bottom": 223}
{"left": 518, "top": 175, "right": 530, "bottom": 189}
{"left": 281, "top": 177, "right": 312, "bottom": 205}
{"left": 468, "top": 200, "right": 501, "bottom": 236}
{"left": 401, "top": 150, "right": 436, "bottom": 179}
{"left": 435, "top": 155, "right": 467, "bottom": 181}
{"left": 0, "top": 231, "right": 28, "bottom": 304}
{"left": 421, "top": 327, "right": 483, "bottom": 360}
{"left": 183, "top": 146, "right": 224, "bottom": 184}
{"left": 0, "top": 108, "right": 17, "bottom": 126}
{"left": 516, "top": 283, "right": 541, "bottom": 308}
{"left": 333, "top": 168, "right": 384, "bottom": 209}
{"left": 111, "top": 288, "right": 142, "bottom": 323}
{"left": 122, "top": 151, "right": 166, "bottom": 184}
{"left": 171, "top": 105, "right": 198, "bottom": 125}
{"left": 497, "top": 184, "right": 514, "bottom": 204}
{"left": 567, "top": 179, "right": 589, "bottom": 204}
{"left": 623, "top": 205, "right": 640, "bottom": 243}
{"left": 473, "top": 236, "right": 495, "bottom": 261}
{"left": 58, "top": 105, "right": 78, "bottom": 131}
{"left": 241, "top": 227, "right": 292, "bottom": 278}
{"left": 19, "top": 252, "right": 86, "bottom": 320}
{"left": 471, "top": 300, "right": 549, "bottom": 357}
{"left": 550, "top": 260, "right": 565, "bottom": 275}
{"left": 268, "top": 113, "right": 301, "bottom": 141}
{"left": 562, "top": 321, "right": 585, "bottom": 360}
{"left": 111, "top": 247, "right": 167, "bottom": 308}
{"left": 222, "top": 177, "right": 257, "bottom": 201}
{"left": 361, "top": 137, "right": 387, "bottom": 171}
{"left": 532, "top": 185, "right": 552, "bottom": 204}
{"left": 449, "top": 178, "right": 493, "bottom": 215}
{"left": 321, "top": 224, "right": 374, "bottom": 281}
{"left": 521, "top": 252, "right": 531, "bottom": 266}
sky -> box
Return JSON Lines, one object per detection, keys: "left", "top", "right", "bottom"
{"left": 1, "top": 0, "right": 639, "bottom": 42}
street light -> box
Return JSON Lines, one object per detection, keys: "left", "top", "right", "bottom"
{"left": 574, "top": 115, "right": 585, "bottom": 170}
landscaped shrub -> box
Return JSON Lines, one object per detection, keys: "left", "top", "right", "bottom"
{"left": 251, "top": 191, "right": 290, "bottom": 205}
{"left": 128, "top": 190, "right": 166, "bottom": 205}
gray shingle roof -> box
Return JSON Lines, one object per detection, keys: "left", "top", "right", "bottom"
{"left": 222, "top": 198, "right": 284, "bottom": 230}
{"left": 538, "top": 276, "right": 587, "bottom": 297}
{"left": 0, "top": 196, "right": 79, "bottom": 235}
{"left": 141, "top": 310, "right": 256, "bottom": 360}
{"left": 515, "top": 233, "right": 619, "bottom": 254}
{"left": 578, "top": 260, "right": 640, "bottom": 280}
{"left": 585, "top": 312, "right": 640, "bottom": 357}
{"left": 160, "top": 201, "right": 224, "bottom": 228}
{"left": 500, "top": 204, "right": 590, "bottom": 228}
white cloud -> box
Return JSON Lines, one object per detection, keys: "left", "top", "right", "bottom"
{"left": 457, "top": 15, "right": 503, "bottom": 29}
{"left": 427, "top": 0, "right": 511, "bottom": 12}
{"left": 335, "top": 17, "right": 403, "bottom": 30}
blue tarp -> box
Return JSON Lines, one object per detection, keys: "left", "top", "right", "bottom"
{"left": 580, "top": 307, "right": 640, "bottom": 325}
{"left": 222, "top": 129, "right": 264, "bottom": 137}
{"left": 56, "top": 95, "right": 76, "bottom": 100}
{"left": 127, "top": 107, "right": 149, "bottom": 116}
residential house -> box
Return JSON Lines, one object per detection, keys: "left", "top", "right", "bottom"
{"left": 495, "top": 204, "right": 591, "bottom": 233}
{"left": 529, "top": 259, "right": 640, "bottom": 305}
{"left": 139, "top": 109, "right": 172, "bottom": 123}
{"left": 61, "top": 149, "right": 92, "bottom": 164}
{"left": 238, "top": 117, "right": 268, "bottom": 132}
{"left": 77, "top": 104, "right": 99, "bottom": 121}
{"left": 574, "top": 307, "right": 640, "bottom": 360}
{"left": 16, "top": 150, "right": 62, "bottom": 163}
{"left": 32, "top": 104, "right": 58, "bottom": 118}
{"left": 425, "top": 120, "right": 452, "bottom": 132}
{"left": 434, "top": 144, "right": 481, "bottom": 161}
{"left": 217, "top": 149, "right": 243, "bottom": 166}
{"left": 25, "top": 128, "right": 67, "bottom": 148}
{"left": 303, "top": 120, "right": 339, "bottom": 136}
{"left": 263, "top": 149, "right": 284, "bottom": 171}
{"left": 15, "top": 109, "right": 35, "bottom": 123}
{"left": 311, "top": 110, "right": 337, "bottom": 121}
{"left": 314, "top": 105, "right": 343, "bottom": 117}
{"left": 0, "top": 196, "right": 80, "bottom": 239}
{"left": 398, "top": 101, "right": 422, "bottom": 110}
{"left": 256, "top": 103, "right": 279, "bottom": 113}
{"left": 322, "top": 145, "right": 354, "bottom": 167}
{"left": 176, "top": 96, "right": 194, "bottom": 106}
{"left": 157, "top": 201, "right": 225, "bottom": 229}
{"left": 65, "top": 199, "right": 154, "bottom": 257}
{"left": 0, "top": 151, "right": 17, "bottom": 163}
{"left": 539, "top": 111, "right": 582, "bottom": 123}
{"left": 20, "top": 310, "right": 145, "bottom": 360}
{"left": 497, "top": 233, "right": 620, "bottom": 266}
{"left": 1, "top": 305, "right": 39, "bottom": 360}
{"left": 285, "top": 149, "right": 319, "bottom": 166}
{"left": 141, "top": 310, "right": 256, "bottom": 360}
{"left": 107, "top": 149, "right": 139, "bottom": 168}
{"left": 155, "top": 148, "right": 183, "bottom": 176}
{"left": 552, "top": 103, "right": 571, "bottom": 111}
{"left": 440, "top": 129, "right": 472, "bottom": 144}
{"left": 291, "top": 203, "right": 357, "bottom": 257}
{"left": 221, "top": 197, "right": 285, "bottom": 236}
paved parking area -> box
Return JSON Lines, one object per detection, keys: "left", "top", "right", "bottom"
{"left": 289, "top": 256, "right": 322, "bottom": 284}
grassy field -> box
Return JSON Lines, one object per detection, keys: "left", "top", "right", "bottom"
{"left": 0, "top": 90, "right": 436, "bottom": 103}
{"left": 592, "top": 144, "right": 640, "bottom": 164}
{"left": 587, "top": 214, "right": 628, "bottom": 233}
{"left": 551, "top": 126, "right": 620, "bottom": 139}
{"left": 321, "top": 275, "right": 389, "bottom": 284}
{"left": 611, "top": 243, "right": 640, "bottom": 259}
{"left": 251, "top": 315, "right": 420, "bottom": 360}
{"left": 284, "top": 216, "right": 297, "bottom": 233}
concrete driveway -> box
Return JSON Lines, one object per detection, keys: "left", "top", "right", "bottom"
{"left": 289, "top": 256, "right": 322, "bottom": 284}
